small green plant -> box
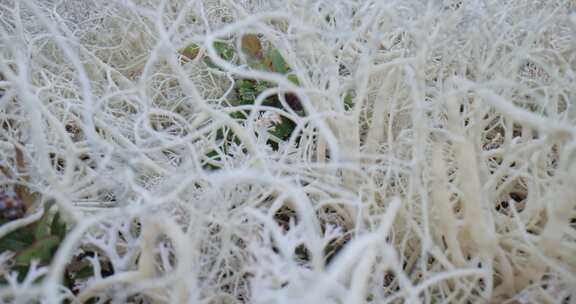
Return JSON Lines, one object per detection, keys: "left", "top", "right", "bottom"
{"left": 0, "top": 201, "right": 102, "bottom": 295}
{"left": 0, "top": 205, "right": 67, "bottom": 282}
{"left": 181, "top": 35, "right": 305, "bottom": 170}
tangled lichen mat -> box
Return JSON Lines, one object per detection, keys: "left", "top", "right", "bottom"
{"left": 0, "top": 0, "right": 575, "bottom": 303}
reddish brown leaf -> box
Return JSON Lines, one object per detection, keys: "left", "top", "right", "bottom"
{"left": 241, "top": 34, "right": 263, "bottom": 59}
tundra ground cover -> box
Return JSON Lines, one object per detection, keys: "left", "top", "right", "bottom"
{"left": 0, "top": 0, "right": 576, "bottom": 303}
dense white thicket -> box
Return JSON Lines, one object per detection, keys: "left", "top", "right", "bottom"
{"left": 0, "top": 0, "right": 575, "bottom": 303}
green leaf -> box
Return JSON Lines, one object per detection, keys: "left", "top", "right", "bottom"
{"left": 238, "top": 79, "right": 254, "bottom": 90}
{"left": 254, "top": 81, "right": 269, "bottom": 93}
{"left": 269, "top": 119, "right": 294, "bottom": 140}
{"left": 14, "top": 235, "right": 60, "bottom": 266}
{"left": 0, "top": 238, "right": 29, "bottom": 252}
{"left": 70, "top": 262, "right": 94, "bottom": 280}
{"left": 205, "top": 150, "right": 220, "bottom": 160}
{"left": 287, "top": 74, "right": 299, "bottom": 85}
{"left": 239, "top": 87, "right": 256, "bottom": 103}
{"left": 0, "top": 223, "right": 36, "bottom": 252}
{"left": 229, "top": 111, "right": 247, "bottom": 120}
{"left": 213, "top": 41, "right": 235, "bottom": 61}
{"left": 344, "top": 92, "right": 355, "bottom": 111}
{"left": 268, "top": 49, "right": 289, "bottom": 74}
{"left": 51, "top": 212, "right": 67, "bottom": 240}
{"left": 34, "top": 212, "right": 51, "bottom": 240}
{"left": 204, "top": 41, "right": 236, "bottom": 69}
